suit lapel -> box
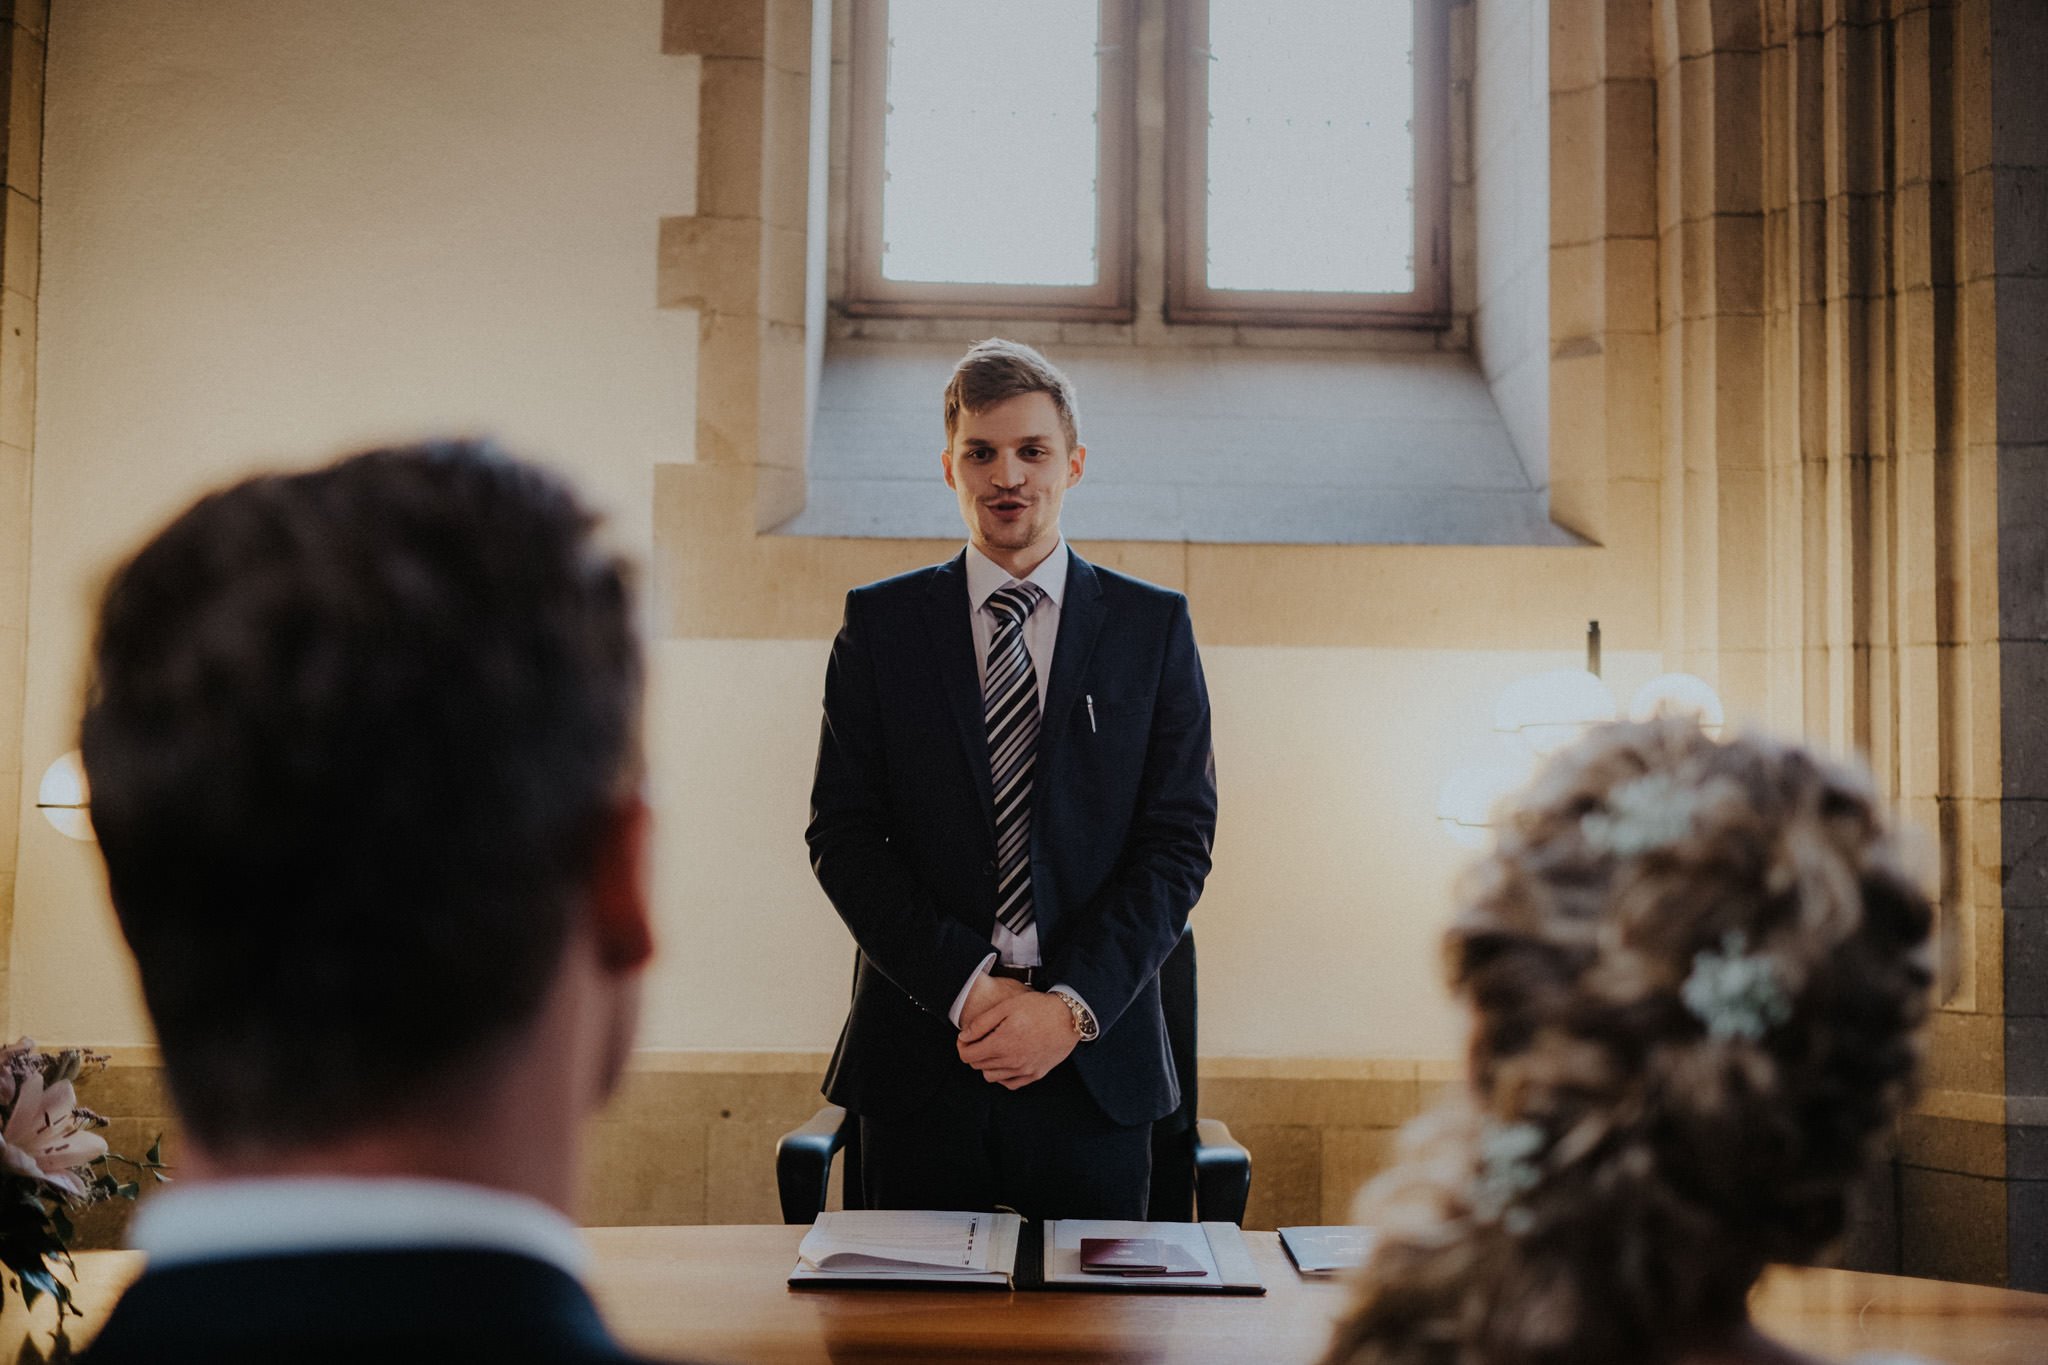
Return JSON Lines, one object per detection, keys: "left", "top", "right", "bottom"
{"left": 922, "top": 553, "right": 997, "bottom": 839}
{"left": 1038, "top": 551, "right": 1106, "bottom": 796}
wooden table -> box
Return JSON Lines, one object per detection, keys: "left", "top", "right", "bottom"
{"left": 13, "top": 1225, "right": 2048, "bottom": 1363}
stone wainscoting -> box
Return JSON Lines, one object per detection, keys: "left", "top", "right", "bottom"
{"left": 62, "top": 1050, "right": 1459, "bottom": 1246}
{"left": 64, "top": 1048, "right": 1994, "bottom": 1285}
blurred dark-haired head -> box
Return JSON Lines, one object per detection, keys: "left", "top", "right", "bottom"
{"left": 81, "top": 440, "right": 645, "bottom": 1155}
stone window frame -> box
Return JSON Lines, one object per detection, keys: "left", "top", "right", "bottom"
{"left": 841, "top": 0, "right": 1138, "bottom": 321}
{"left": 1163, "top": 0, "right": 1455, "bottom": 329}
{"left": 840, "top": 0, "right": 1456, "bottom": 332}
{"left": 660, "top": 0, "right": 1647, "bottom": 650}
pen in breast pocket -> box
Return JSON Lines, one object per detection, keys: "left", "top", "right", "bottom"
{"left": 1085, "top": 694, "right": 1097, "bottom": 733}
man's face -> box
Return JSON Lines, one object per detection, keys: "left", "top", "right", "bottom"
{"left": 941, "top": 390, "right": 1086, "bottom": 572}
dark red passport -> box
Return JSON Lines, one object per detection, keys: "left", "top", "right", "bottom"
{"left": 1078, "top": 1237, "right": 1207, "bottom": 1276}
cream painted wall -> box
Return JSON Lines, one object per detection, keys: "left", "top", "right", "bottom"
{"left": 12, "top": 0, "right": 1648, "bottom": 1064}
{"left": 13, "top": 0, "right": 696, "bottom": 1039}
{"left": 639, "top": 636, "right": 1663, "bottom": 1058}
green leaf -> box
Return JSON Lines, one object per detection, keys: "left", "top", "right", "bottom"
{"left": 49, "top": 1208, "right": 72, "bottom": 1243}
{"left": 145, "top": 1137, "right": 163, "bottom": 1166}
{"left": 114, "top": 1182, "right": 139, "bottom": 1201}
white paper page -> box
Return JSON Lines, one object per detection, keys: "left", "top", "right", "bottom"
{"left": 1280, "top": 1225, "right": 1378, "bottom": 1273}
{"left": 797, "top": 1210, "right": 1000, "bottom": 1274}
{"left": 1043, "top": 1219, "right": 1223, "bottom": 1286}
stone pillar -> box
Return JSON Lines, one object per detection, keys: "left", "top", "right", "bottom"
{"left": 1653, "top": 0, "right": 2018, "bottom": 1285}
{"left": 0, "top": 0, "right": 49, "bottom": 1033}
{"left": 1655, "top": 1, "right": 1774, "bottom": 717}
{"left": 1547, "top": 0, "right": 1660, "bottom": 548}
{"left": 662, "top": 0, "right": 813, "bottom": 533}
{"left": 1991, "top": 0, "right": 2048, "bottom": 1293}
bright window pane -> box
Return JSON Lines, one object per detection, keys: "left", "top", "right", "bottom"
{"left": 881, "top": 0, "right": 1101, "bottom": 286}
{"left": 1205, "top": 0, "right": 1415, "bottom": 294}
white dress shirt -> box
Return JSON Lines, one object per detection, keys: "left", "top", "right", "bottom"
{"left": 128, "top": 1176, "right": 589, "bottom": 1277}
{"left": 966, "top": 539, "right": 1067, "bottom": 726}
{"left": 948, "top": 541, "right": 1094, "bottom": 1035}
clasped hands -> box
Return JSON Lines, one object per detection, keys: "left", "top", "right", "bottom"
{"left": 956, "top": 973, "right": 1079, "bottom": 1090}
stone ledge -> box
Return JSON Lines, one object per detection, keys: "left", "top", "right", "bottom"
{"left": 654, "top": 463, "right": 1659, "bottom": 649}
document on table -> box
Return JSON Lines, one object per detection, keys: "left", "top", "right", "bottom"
{"left": 787, "top": 1212, "right": 1263, "bottom": 1294}
{"left": 790, "top": 1210, "right": 1022, "bottom": 1286}
{"left": 1278, "top": 1225, "right": 1378, "bottom": 1275}
{"left": 1040, "top": 1220, "right": 1266, "bottom": 1294}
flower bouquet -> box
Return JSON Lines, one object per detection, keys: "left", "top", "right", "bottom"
{"left": 0, "top": 1040, "right": 168, "bottom": 1323}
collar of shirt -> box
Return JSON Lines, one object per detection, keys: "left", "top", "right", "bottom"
{"left": 964, "top": 539, "right": 1069, "bottom": 613}
{"left": 128, "top": 1175, "right": 590, "bottom": 1279}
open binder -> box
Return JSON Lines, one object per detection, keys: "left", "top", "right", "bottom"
{"left": 789, "top": 1210, "right": 1267, "bottom": 1295}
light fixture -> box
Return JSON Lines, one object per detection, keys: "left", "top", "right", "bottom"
{"left": 1439, "top": 624, "right": 1729, "bottom": 847}
{"left": 1493, "top": 669, "right": 1616, "bottom": 756}
{"left": 1629, "top": 672, "right": 1726, "bottom": 735}
{"left": 1435, "top": 734, "right": 1538, "bottom": 848}
{"left": 1490, "top": 621, "right": 1618, "bottom": 756}
{"left": 36, "top": 751, "right": 94, "bottom": 842}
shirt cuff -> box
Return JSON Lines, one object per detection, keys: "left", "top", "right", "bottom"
{"left": 949, "top": 953, "right": 999, "bottom": 1030}
{"left": 1047, "top": 985, "right": 1098, "bottom": 1040}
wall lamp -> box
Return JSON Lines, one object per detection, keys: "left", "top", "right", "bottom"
{"left": 1436, "top": 623, "right": 1725, "bottom": 847}
{"left": 35, "top": 750, "right": 94, "bottom": 842}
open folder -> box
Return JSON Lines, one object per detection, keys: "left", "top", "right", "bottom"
{"left": 789, "top": 1210, "right": 1266, "bottom": 1295}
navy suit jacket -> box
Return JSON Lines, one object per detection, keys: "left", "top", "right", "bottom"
{"left": 807, "top": 549, "right": 1217, "bottom": 1128}
{"left": 77, "top": 1248, "right": 672, "bottom": 1364}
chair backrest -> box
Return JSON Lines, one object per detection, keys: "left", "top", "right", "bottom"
{"left": 1158, "top": 925, "right": 1199, "bottom": 1133}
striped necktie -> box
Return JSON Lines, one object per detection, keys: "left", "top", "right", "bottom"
{"left": 984, "top": 582, "right": 1044, "bottom": 935}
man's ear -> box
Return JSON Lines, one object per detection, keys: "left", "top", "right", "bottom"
{"left": 587, "top": 795, "right": 655, "bottom": 973}
{"left": 941, "top": 446, "right": 957, "bottom": 489}
{"left": 1067, "top": 443, "right": 1087, "bottom": 487}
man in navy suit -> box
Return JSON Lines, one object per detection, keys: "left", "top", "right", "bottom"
{"left": 808, "top": 339, "right": 1218, "bottom": 1219}
{"left": 77, "top": 443, "right": 677, "bottom": 1363}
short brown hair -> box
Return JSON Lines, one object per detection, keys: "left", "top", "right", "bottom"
{"left": 82, "top": 440, "right": 643, "bottom": 1155}
{"left": 942, "top": 338, "right": 1080, "bottom": 448}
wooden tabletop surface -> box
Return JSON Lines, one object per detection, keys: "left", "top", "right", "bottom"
{"left": 12, "top": 1224, "right": 2048, "bottom": 1363}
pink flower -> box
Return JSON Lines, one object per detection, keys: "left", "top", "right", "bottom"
{"left": 1, "top": 1069, "right": 108, "bottom": 1199}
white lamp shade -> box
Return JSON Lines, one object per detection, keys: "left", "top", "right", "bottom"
{"left": 1436, "top": 734, "right": 1538, "bottom": 845}
{"left": 36, "top": 750, "right": 95, "bottom": 842}
{"left": 1493, "top": 668, "right": 1617, "bottom": 755}
{"left": 1628, "top": 672, "right": 1726, "bottom": 734}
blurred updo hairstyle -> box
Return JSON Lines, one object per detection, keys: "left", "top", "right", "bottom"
{"left": 1322, "top": 720, "right": 1933, "bottom": 1365}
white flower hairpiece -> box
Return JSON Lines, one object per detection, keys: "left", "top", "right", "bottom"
{"left": 1582, "top": 772, "right": 1726, "bottom": 858}
{"left": 1681, "top": 930, "right": 1792, "bottom": 1041}
{"left": 1471, "top": 1119, "right": 1545, "bottom": 1233}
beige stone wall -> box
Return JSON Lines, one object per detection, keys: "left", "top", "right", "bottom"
{"left": 585, "top": 1055, "right": 1460, "bottom": 1233}
{"left": 0, "top": 0, "right": 46, "bottom": 1036}
{"left": 62, "top": 1051, "right": 1458, "bottom": 1245}
{"left": 1988, "top": 0, "right": 2048, "bottom": 1292}
{"left": 658, "top": 0, "right": 1655, "bottom": 646}
{"left": 1543, "top": 0, "right": 1661, "bottom": 549}
{"left": 1473, "top": 0, "right": 1552, "bottom": 488}
{"left": 1643, "top": 0, "right": 2017, "bottom": 1284}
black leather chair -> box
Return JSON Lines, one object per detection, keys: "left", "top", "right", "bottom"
{"left": 776, "top": 928, "right": 1252, "bottom": 1224}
